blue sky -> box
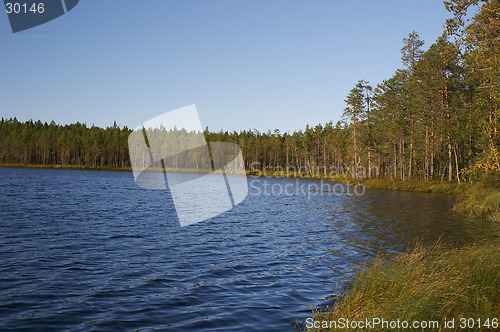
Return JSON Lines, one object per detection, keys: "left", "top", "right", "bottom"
{"left": 1, "top": 0, "right": 452, "bottom": 132}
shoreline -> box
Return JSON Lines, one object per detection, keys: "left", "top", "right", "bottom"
{"left": 0, "top": 162, "right": 468, "bottom": 193}
{"left": 0, "top": 163, "right": 462, "bottom": 191}
{"left": 2, "top": 162, "right": 497, "bottom": 221}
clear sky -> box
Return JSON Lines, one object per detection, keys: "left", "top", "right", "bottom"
{"left": 1, "top": 0, "right": 453, "bottom": 133}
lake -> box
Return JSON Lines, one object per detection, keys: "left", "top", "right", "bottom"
{"left": 1, "top": 167, "right": 499, "bottom": 331}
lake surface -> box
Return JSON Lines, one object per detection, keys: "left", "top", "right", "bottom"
{"left": 1, "top": 167, "right": 499, "bottom": 331}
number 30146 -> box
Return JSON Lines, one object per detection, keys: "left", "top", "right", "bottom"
{"left": 5, "top": 3, "right": 45, "bottom": 14}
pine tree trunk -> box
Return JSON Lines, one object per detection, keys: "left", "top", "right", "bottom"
{"left": 425, "top": 128, "right": 429, "bottom": 180}
{"left": 409, "top": 117, "right": 414, "bottom": 178}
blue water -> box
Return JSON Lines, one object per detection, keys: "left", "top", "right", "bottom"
{"left": 1, "top": 167, "right": 499, "bottom": 331}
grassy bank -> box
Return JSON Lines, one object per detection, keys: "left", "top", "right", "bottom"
{"left": 310, "top": 241, "right": 500, "bottom": 331}
{"left": 454, "top": 185, "right": 500, "bottom": 223}
{"left": 453, "top": 172, "right": 500, "bottom": 223}
{"left": 362, "top": 177, "right": 465, "bottom": 195}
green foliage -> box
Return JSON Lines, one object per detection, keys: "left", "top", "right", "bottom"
{"left": 462, "top": 149, "right": 500, "bottom": 182}
{"left": 401, "top": 31, "right": 425, "bottom": 71}
{"left": 343, "top": 80, "right": 370, "bottom": 124}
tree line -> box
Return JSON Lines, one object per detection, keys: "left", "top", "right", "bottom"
{"left": 0, "top": 119, "right": 130, "bottom": 167}
{"left": 1, "top": 0, "right": 498, "bottom": 182}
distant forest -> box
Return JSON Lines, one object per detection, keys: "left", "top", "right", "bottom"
{"left": 1, "top": 0, "right": 498, "bottom": 182}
